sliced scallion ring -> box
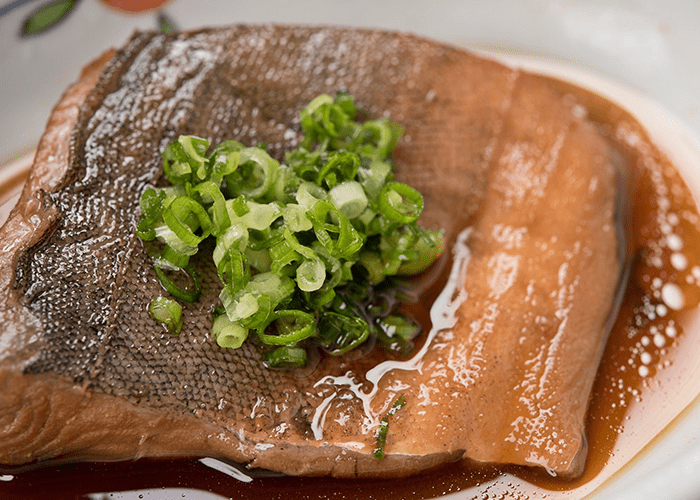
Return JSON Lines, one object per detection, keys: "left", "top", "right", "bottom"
{"left": 256, "top": 309, "right": 316, "bottom": 345}
{"left": 224, "top": 147, "right": 280, "bottom": 199}
{"left": 377, "top": 182, "right": 424, "bottom": 224}
{"left": 162, "top": 196, "right": 212, "bottom": 247}
{"left": 193, "top": 181, "right": 230, "bottom": 237}
{"left": 159, "top": 245, "right": 190, "bottom": 269}
{"left": 329, "top": 180, "right": 368, "bottom": 219}
{"left": 307, "top": 200, "right": 364, "bottom": 259}
{"left": 316, "top": 151, "right": 360, "bottom": 189}
{"left": 264, "top": 346, "right": 308, "bottom": 369}
{"left": 376, "top": 314, "right": 422, "bottom": 356}
{"left": 296, "top": 258, "right": 326, "bottom": 292}
{"left": 217, "top": 248, "right": 250, "bottom": 292}
{"left": 317, "top": 311, "right": 370, "bottom": 355}
{"left": 154, "top": 263, "right": 201, "bottom": 303}
{"left": 212, "top": 314, "right": 248, "bottom": 349}
{"left": 148, "top": 296, "right": 183, "bottom": 334}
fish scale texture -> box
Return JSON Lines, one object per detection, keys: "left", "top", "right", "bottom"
{"left": 15, "top": 24, "right": 475, "bottom": 435}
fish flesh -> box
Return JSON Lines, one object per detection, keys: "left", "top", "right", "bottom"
{"left": 0, "top": 25, "right": 621, "bottom": 478}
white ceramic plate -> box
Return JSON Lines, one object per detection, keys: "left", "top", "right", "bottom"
{"left": 1, "top": 1, "right": 699, "bottom": 499}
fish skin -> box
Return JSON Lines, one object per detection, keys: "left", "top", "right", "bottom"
{"left": 0, "top": 25, "right": 619, "bottom": 478}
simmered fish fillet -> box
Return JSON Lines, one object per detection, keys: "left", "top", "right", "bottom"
{"left": 0, "top": 25, "right": 620, "bottom": 478}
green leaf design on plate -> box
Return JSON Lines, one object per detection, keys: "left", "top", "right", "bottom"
{"left": 158, "top": 11, "right": 177, "bottom": 33}
{"left": 22, "top": 0, "right": 80, "bottom": 37}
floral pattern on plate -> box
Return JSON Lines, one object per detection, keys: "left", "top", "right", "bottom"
{"left": 0, "top": 0, "right": 175, "bottom": 36}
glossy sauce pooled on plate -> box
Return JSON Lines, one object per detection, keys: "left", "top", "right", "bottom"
{"left": 1, "top": 26, "right": 700, "bottom": 499}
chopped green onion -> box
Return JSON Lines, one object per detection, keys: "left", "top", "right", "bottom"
{"left": 162, "top": 135, "right": 210, "bottom": 185}
{"left": 317, "top": 312, "right": 370, "bottom": 355}
{"left": 379, "top": 225, "right": 421, "bottom": 272}
{"left": 256, "top": 309, "right": 316, "bottom": 345}
{"left": 373, "top": 394, "right": 407, "bottom": 459}
{"left": 136, "top": 188, "right": 167, "bottom": 240}
{"left": 358, "top": 160, "right": 393, "bottom": 201}
{"left": 296, "top": 258, "right": 326, "bottom": 292}
{"left": 282, "top": 227, "right": 318, "bottom": 261}
{"left": 213, "top": 223, "right": 249, "bottom": 268}
{"left": 212, "top": 314, "right": 248, "bottom": 348}
{"left": 307, "top": 200, "right": 364, "bottom": 260}
{"left": 299, "top": 94, "right": 350, "bottom": 149}
{"left": 148, "top": 296, "right": 183, "bottom": 334}
{"left": 269, "top": 238, "right": 303, "bottom": 274}
{"left": 334, "top": 91, "right": 356, "bottom": 120}
{"left": 264, "top": 346, "right": 308, "bottom": 369}
{"left": 329, "top": 180, "right": 368, "bottom": 219}
{"left": 153, "top": 223, "right": 199, "bottom": 257}
{"left": 356, "top": 119, "right": 402, "bottom": 160}
{"left": 193, "top": 181, "right": 230, "bottom": 237}
{"left": 159, "top": 245, "right": 190, "bottom": 269}
{"left": 246, "top": 227, "right": 281, "bottom": 251}
{"left": 220, "top": 272, "right": 295, "bottom": 324}
{"left": 227, "top": 200, "right": 282, "bottom": 231}
{"left": 245, "top": 247, "right": 272, "bottom": 273}
{"left": 136, "top": 91, "right": 445, "bottom": 368}
{"left": 217, "top": 248, "right": 250, "bottom": 292}
{"left": 229, "top": 195, "right": 250, "bottom": 217}
{"left": 296, "top": 181, "right": 327, "bottom": 210}
{"left": 378, "top": 182, "right": 424, "bottom": 224}
{"left": 317, "top": 151, "right": 360, "bottom": 189}
{"left": 357, "top": 251, "right": 387, "bottom": 285}
{"left": 397, "top": 229, "right": 445, "bottom": 275}
{"left": 282, "top": 203, "right": 313, "bottom": 232}
{"left": 376, "top": 314, "right": 422, "bottom": 356}
{"left": 208, "top": 140, "right": 244, "bottom": 186}
{"left": 224, "top": 147, "right": 280, "bottom": 200}
{"left": 154, "top": 263, "right": 201, "bottom": 303}
{"left": 161, "top": 196, "right": 212, "bottom": 247}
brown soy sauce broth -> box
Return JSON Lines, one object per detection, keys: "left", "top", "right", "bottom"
{"left": 3, "top": 74, "right": 700, "bottom": 500}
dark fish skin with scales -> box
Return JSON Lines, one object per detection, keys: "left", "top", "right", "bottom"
{"left": 0, "top": 25, "right": 620, "bottom": 478}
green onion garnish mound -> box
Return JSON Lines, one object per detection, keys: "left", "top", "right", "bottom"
{"left": 137, "top": 92, "right": 445, "bottom": 368}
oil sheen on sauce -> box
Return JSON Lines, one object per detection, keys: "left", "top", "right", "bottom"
{"left": 2, "top": 75, "right": 700, "bottom": 500}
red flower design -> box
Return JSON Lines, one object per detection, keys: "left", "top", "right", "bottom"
{"left": 99, "top": 0, "right": 172, "bottom": 13}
